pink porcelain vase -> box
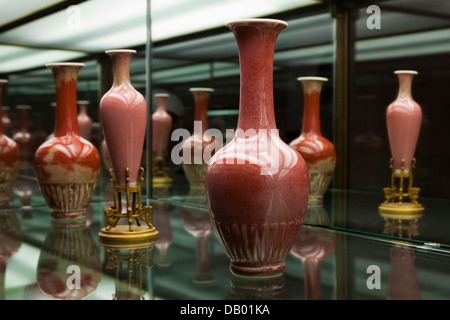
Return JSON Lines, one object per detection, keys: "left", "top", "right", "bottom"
{"left": 34, "top": 63, "right": 100, "bottom": 219}
{"left": 386, "top": 70, "right": 421, "bottom": 173}
{"left": 0, "top": 80, "right": 21, "bottom": 206}
{"left": 12, "top": 105, "right": 36, "bottom": 166}
{"left": 77, "top": 100, "right": 93, "bottom": 141}
{"left": 181, "top": 88, "right": 219, "bottom": 190}
{"left": 289, "top": 77, "right": 336, "bottom": 206}
{"left": 152, "top": 93, "right": 172, "bottom": 158}
{"left": 205, "top": 19, "right": 310, "bottom": 277}
{"left": 99, "top": 49, "right": 147, "bottom": 187}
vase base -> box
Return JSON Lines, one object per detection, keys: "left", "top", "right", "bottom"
{"left": 52, "top": 210, "right": 85, "bottom": 219}
{"left": 378, "top": 202, "right": 424, "bottom": 214}
{"left": 229, "top": 261, "right": 285, "bottom": 278}
{"left": 98, "top": 224, "right": 159, "bottom": 242}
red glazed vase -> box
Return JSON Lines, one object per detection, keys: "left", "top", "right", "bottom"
{"left": 99, "top": 49, "right": 147, "bottom": 186}
{"left": 0, "top": 80, "right": 21, "bottom": 206}
{"left": 12, "top": 105, "right": 36, "bottom": 166}
{"left": 152, "top": 93, "right": 172, "bottom": 158}
{"left": 386, "top": 70, "right": 421, "bottom": 173}
{"left": 77, "top": 100, "right": 93, "bottom": 141}
{"left": 204, "top": 19, "right": 310, "bottom": 278}
{"left": 289, "top": 77, "right": 336, "bottom": 206}
{"left": 34, "top": 63, "right": 100, "bottom": 219}
{"left": 181, "top": 88, "right": 219, "bottom": 190}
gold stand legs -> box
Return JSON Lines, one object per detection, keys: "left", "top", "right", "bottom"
{"left": 379, "top": 158, "right": 424, "bottom": 214}
{"left": 99, "top": 167, "right": 159, "bottom": 242}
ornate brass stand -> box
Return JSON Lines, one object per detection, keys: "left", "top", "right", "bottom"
{"left": 99, "top": 167, "right": 158, "bottom": 242}
{"left": 379, "top": 158, "right": 424, "bottom": 214}
{"left": 152, "top": 150, "right": 173, "bottom": 185}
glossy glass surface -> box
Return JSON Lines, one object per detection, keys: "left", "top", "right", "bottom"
{"left": 1, "top": 178, "right": 449, "bottom": 300}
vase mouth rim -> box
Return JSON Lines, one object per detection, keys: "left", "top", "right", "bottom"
{"left": 45, "top": 62, "right": 85, "bottom": 68}
{"left": 297, "top": 76, "right": 328, "bottom": 82}
{"left": 16, "top": 105, "right": 32, "bottom": 110}
{"left": 394, "top": 70, "right": 418, "bottom": 75}
{"left": 225, "top": 18, "right": 288, "bottom": 28}
{"left": 77, "top": 100, "right": 90, "bottom": 105}
{"left": 0, "top": 79, "right": 8, "bottom": 83}
{"left": 155, "top": 93, "right": 169, "bottom": 98}
{"left": 189, "top": 87, "right": 215, "bottom": 92}
{"left": 105, "top": 49, "right": 137, "bottom": 55}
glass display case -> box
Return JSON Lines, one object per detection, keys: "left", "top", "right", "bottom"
{"left": 0, "top": 0, "right": 449, "bottom": 302}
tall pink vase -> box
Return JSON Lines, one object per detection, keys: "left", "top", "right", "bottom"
{"left": 289, "top": 77, "right": 336, "bottom": 206}
{"left": 12, "top": 105, "right": 36, "bottom": 166}
{"left": 0, "top": 80, "right": 20, "bottom": 206}
{"left": 386, "top": 70, "right": 421, "bottom": 173}
{"left": 181, "top": 88, "right": 218, "bottom": 190}
{"left": 205, "top": 19, "right": 310, "bottom": 277}
{"left": 77, "top": 100, "right": 93, "bottom": 141}
{"left": 34, "top": 63, "right": 100, "bottom": 219}
{"left": 152, "top": 93, "right": 172, "bottom": 158}
{"left": 99, "top": 49, "right": 147, "bottom": 187}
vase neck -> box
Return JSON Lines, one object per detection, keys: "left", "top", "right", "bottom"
{"left": 300, "top": 80, "right": 325, "bottom": 136}
{"left": 156, "top": 96, "right": 168, "bottom": 112}
{"left": 396, "top": 73, "right": 415, "bottom": 99}
{"left": 48, "top": 64, "right": 83, "bottom": 137}
{"left": 19, "top": 108, "right": 29, "bottom": 131}
{"left": 228, "top": 20, "right": 286, "bottom": 131}
{"left": 109, "top": 52, "right": 133, "bottom": 87}
{"left": 79, "top": 104, "right": 87, "bottom": 115}
{"left": 192, "top": 90, "right": 211, "bottom": 134}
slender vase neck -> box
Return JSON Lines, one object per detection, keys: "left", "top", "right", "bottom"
{"left": 79, "top": 104, "right": 88, "bottom": 115}
{"left": 228, "top": 20, "right": 286, "bottom": 131}
{"left": 110, "top": 53, "right": 132, "bottom": 87}
{"left": 19, "top": 109, "right": 29, "bottom": 131}
{"left": 156, "top": 97, "right": 168, "bottom": 112}
{"left": 300, "top": 80, "right": 325, "bottom": 136}
{"left": 192, "top": 91, "right": 211, "bottom": 134}
{"left": 396, "top": 73, "right": 415, "bottom": 99}
{"left": 48, "top": 64, "right": 83, "bottom": 137}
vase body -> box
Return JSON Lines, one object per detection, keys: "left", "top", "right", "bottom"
{"left": 181, "top": 88, "right": 219, "bottom": 190}
{"left": 386, "top": 70, "right": 421, "bottom": 173}
{"left": 34, "top": 63, "right": 100, "bottom": 219}
{"left": 12, "top": 105, "right": 36, "bottom": 167}
{"left": 99, "top": 49, "right": 147, "bottom": 186}
{"left": 77, "top": 100, "right": 92, "bottom": 141}
{"left": 387, "top": 246, "right": 421, "bottom": 299}
{"left": 0, "top": 80, "right": 21, "bottom": 206}
{"left": 205, "top": 19, "right": 310, "bottom": 277}
{"left": 152, "top": 93, "right": 172, "bottom": 158}
{"left": 289, "top": 77, "right": 336, "bottom": 206}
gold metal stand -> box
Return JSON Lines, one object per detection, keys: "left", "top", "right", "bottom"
{"left": 99, "top": 167, "right": 158, "bottom": 242}
{"left": 152, "top": 150, "right": 173, "bottom": 185}
{"left": 379, "top": 158, "right": 424, "bottom": 214}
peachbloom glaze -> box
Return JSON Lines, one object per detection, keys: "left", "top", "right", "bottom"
{"left": 77, "top": 100, "right": 93, "bottom": 140}
{"left": 386, "top": 70, "right": 421, "bottom": 173}
{"left": 152, "top": 93, "right": 172, "bottom": 158}
{"left": 100, "top": 49, "right": 147, "bottom": 186}
{"left": 0, "top": 79, "right": 20, "bottom": 206}
{"left": 34, "top": 63, "right": 100, "bottom": 219}
{"left": 205, "top": 19, "right": 310, "bottom": 278}
{"left": 289, "top": 77, "right": 336, "bottom": 205}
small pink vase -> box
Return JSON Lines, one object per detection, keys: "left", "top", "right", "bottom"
{"left": 99, "top": 49, "right": 147, "bottom": 187}
{"left": 77, "top": 100, "right": 93, "bottom": 141}
{"left": 34, "top": 63, "right": 101, "bottom": 219}
{"left": 387, "top": 246, "right": 421, "bottom": 300}
{"left": 181, "top": 88, "right": 219, "bottom": 190}
{"left": 0, "top": 80, "right": 21, "bottom": 206}
{"left": 289, "top": 77, "right": 336, "bottom": 206}
{"left": 12, "top": 105, "right": 36, "bottom": 166}
{"left": 205, "top": 19, "right": 310, "bottom": 277}
{"left": 386, "top": 70, "right": 421, "bottom": 173}
{"left": 152, "top": 93, "right": 172, "bottom": 158}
